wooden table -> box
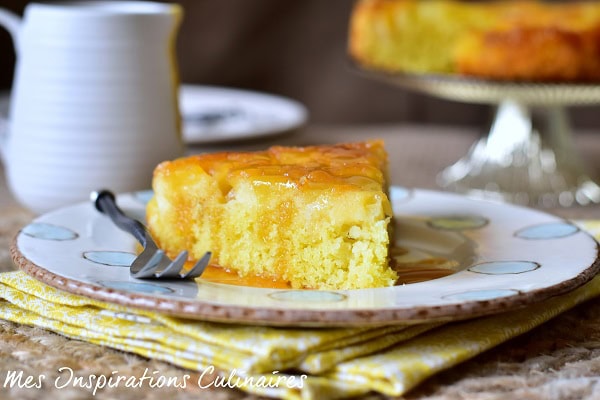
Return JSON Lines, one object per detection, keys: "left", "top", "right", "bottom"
{"left": 1, "top": 124, "right": 600, "bottom": 399}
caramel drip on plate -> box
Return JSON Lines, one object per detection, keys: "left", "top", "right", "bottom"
{"left": 195, "top": 264, "right": 291, "bottom": 289}
{"left": 186, "top": 246, "right": 458, "bottom": 289}
{"left": 391, "top": 250, "right": 459, "bottom": 285}
{"left": 393, "top": 267, "right": 456, "bottom": 285}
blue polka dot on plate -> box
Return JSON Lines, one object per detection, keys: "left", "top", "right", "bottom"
{"left": 468, "top": 261, "right": 540, "bottom": 275}
{"left": 392, "top": 186, "right": 413, "bottom": 203}
{"left": 268, "top": 290, "right": 346, "bottom": 303}
{"left": 99, "top": 280, "right": 174, "bottom": 294}
{"left": 134, "top": 190, "right": 154, "bottom": 205}
{"left": 515, "top": 222, "right": 579, "bottom": 240}
{"left": 83, "top": 251, "right": 136, "bottom": 267}
{"left": 428, "top": 215, "right": 489, "bottom": 231}
{"left": 442, "top": 289, "right": 518, "bottom": 301}
{"left": 22, "top": 223, "right": 78, "bottom": 241}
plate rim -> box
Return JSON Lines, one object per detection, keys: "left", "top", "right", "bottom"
{"left": 10, "top": 188, "right": 600, "bottom": 327}
{"left": 350, "top": 61, "right": 600, "bottom": 106}
{"left": 12, "top": 245, "right": 600, "bottom": 327}
{"left": 180, "top": 84, "right": 309, "bottom": 144}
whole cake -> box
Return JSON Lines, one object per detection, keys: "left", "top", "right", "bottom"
{"left": 349, "top": 0, "right": 600, "bottom": 81}
{"left": 146, "top": 140, "right": 398, "bottom": 290}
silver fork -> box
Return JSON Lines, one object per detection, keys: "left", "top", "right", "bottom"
{"left": 91, "top": 190, "right": 211, "bottom": 279}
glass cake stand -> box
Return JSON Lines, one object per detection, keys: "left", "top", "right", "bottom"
{"left": 358, "top": 68, "right": 600, "bottom": 207}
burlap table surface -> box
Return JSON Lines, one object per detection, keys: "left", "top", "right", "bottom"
{"left": 1, "top": 124, "right": 600, "bottom": 399}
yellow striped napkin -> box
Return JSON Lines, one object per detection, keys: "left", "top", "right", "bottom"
{"left": 1, "top": 222, "right": 599, "bottom": 399}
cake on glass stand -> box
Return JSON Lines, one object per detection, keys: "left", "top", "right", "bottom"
{"left": 358, "top": 69, "right": 600, "bottom": 208}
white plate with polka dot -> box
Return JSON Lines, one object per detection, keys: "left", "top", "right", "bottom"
{"left": 12, "top": 187, "right": 600, "bottom": 327}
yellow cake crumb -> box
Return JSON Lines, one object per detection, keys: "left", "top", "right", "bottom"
{"left": 146, "top": 141, "right": 397, "bottom": 290}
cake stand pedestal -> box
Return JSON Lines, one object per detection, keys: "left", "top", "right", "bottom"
{"left": 359, "top": 69, "right": 600, "bottom": 207}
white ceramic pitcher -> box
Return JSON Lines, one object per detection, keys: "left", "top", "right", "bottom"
{"left": 0, "top": 1, "right": 184, "bottom": 214}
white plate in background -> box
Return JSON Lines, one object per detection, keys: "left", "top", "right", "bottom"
{"left": 179, "top": 85, "right": 307, "bottom": 144}
{"left": 0, "top": 85, "right": 308, "bottom": 145}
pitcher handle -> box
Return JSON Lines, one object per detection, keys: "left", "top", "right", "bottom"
{"left": 0, "top": 110, "right": 7, "bottom": 163}
{"left": 0, "top": 8, "right": 20, "bottom": 163}
{"left": 0, "top": 8, "right": 21, "bottom": 53}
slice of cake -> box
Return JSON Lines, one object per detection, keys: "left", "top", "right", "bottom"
{"left": 146, "top": 140, "right": 397, "bottom": 290}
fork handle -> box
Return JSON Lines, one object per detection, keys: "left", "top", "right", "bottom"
{"left": 91, "top": 190, "right": 147, "bottom": 246}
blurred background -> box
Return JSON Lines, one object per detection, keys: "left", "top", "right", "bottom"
{"left": 1, "top": 0, "right": 600, "bottom": 129}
